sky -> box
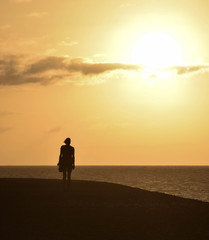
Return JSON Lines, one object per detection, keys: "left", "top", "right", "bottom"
{"left": 1, "top": 0, "right": 209, "bottom": 165}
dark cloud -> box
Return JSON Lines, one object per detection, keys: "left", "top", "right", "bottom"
{"left": 26, "top": 57, "right": 139, "bottom": 75}
{"left": 67, "top": 59, "right": 139, "bottom": 75}
{"left": 0, "top": 55, "right": 65, "bottom": 85}
{"left": 0, "top": 55, "right": 40, "bottom": 85}
{"left": 26, "top": 56, "right": 65, "bottom": 74}
{"left": 0, "top": 55, "right": 208, "bottom": 85}
{"left": 166, "top": 64, "right": 209, "bottom": 75}
{"left": 0, "top": 55, "right": 140, "bottom": 85}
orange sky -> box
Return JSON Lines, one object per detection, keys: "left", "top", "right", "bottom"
{"left": 0, "top": 0, "right": 209, "bottom": 165}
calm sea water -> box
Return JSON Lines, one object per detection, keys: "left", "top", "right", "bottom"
{"left": 0, "top": 166, "right": 209, "bottom": 202}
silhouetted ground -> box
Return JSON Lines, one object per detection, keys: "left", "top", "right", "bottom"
{"left": 0, "top": 178, "right": 209, "bottom": 240}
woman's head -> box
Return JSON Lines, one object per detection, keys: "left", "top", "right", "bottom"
{"left": 64, "top": 137, "right": 71, "bottom": 145}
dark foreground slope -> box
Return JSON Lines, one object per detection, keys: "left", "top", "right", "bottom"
{"left": 0, "top": 178, "right": 209, "bottom": 240}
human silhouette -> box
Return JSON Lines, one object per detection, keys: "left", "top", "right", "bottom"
{"left": 58, "top": 137, "right": 75, "bottom": 189}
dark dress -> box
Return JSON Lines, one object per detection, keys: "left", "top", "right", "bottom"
{"left": 59, "top": 145, "right": 75, "bottom": 170}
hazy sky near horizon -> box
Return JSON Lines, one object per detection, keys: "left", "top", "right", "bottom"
{"left": 1, "top": 0, "right": 209, "bottom": 165}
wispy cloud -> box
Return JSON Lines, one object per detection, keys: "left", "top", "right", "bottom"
{"left": 166, "top": 65, "right": 209, "bottom": 75}
{"left": 58, "top": 37, "right": 78, "bottom": 48}
{"left": 27, "top": 12, "right": 48, "bottom": 18}
{"left": 48, "top": 126, "right": 62, "bottom": 134}
{"left": 92, "top": 54, "right": 106, "bottom": 58}
{"left": 58, "top": 41, "right": 78, "bottom": 47}
{"left": 45, "top": 48, "right": 57, "bottom": 55}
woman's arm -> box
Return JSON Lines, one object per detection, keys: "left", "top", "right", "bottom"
{"left": 58, "top": 146, "right": 63, "bottom": 165}
{"left": 72, "top": 148, "right": 75, "bottom": 169}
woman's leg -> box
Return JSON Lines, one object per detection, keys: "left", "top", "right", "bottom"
{"left": 63, "top": 168, "right": 66, "bottom": 181}
{"left": 63, "top": 168, "right": 67, "bottom": 191}
{"left": 67, "top": 168, "right": 72, "bottom": 183}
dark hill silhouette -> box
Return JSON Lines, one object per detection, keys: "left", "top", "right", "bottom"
{"left": 1, "top": 178, "right": 209, "bottom": 240}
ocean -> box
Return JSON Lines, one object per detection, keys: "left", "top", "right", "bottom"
{"left": 1, "top": 166, "right": 209, "bottom": 202}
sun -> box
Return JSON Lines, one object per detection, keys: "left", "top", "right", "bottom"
{"left": 131, "top": 31, "right": 182, "bottom": 69}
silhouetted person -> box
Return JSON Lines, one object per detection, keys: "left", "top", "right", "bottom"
{"left": 58, "top": 137, "right": 75, "bottom": 189}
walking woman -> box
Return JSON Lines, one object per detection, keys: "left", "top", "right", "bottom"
{"left": 58, "top": 138, "right": 75, "bottom": 188}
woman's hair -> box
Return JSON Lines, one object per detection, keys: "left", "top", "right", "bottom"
{"left": 64, "top": 137, "right": 71, "bottom": 145}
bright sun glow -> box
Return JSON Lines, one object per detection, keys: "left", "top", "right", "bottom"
{"left": 131, "top": 31, "right": 183, "bottom": 69}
